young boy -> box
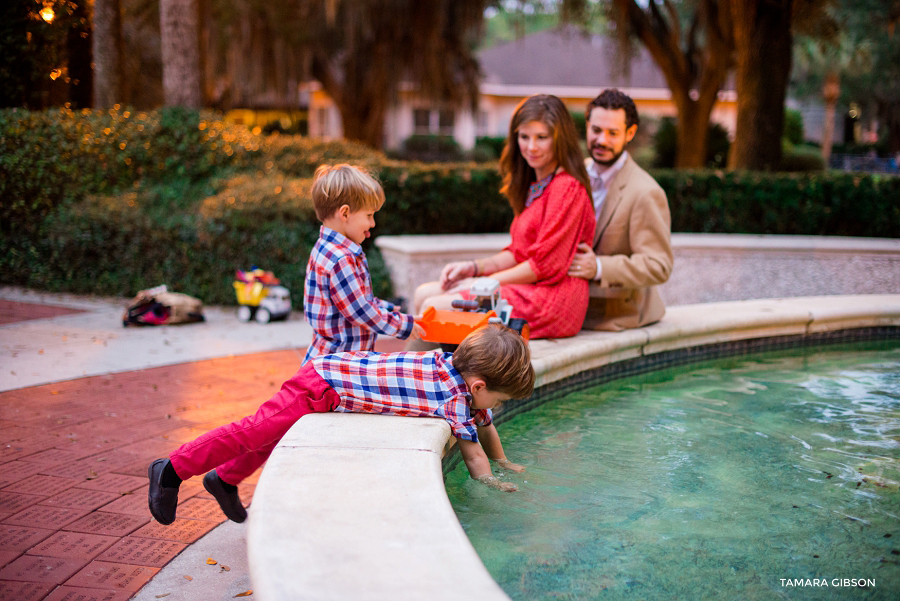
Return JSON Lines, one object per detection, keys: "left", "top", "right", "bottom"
{"left": 303, "top": 164, "right": 424, "bottom": 363}
{"left": 148, "top": 324, "right": 534, "bottom": 525}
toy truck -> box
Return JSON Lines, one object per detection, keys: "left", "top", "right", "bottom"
{"left": 416, "top": 277, "right": 530, "bottom": 351}
{"left": 233, "top": 268, "right": 292, "bottom": 324}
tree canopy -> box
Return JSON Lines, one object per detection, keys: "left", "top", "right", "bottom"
{"left": 608, "top": 0, "right": 734, "bottom": 168}
{"left": 303, "top": 0, "right": 488, "bottom": 148}
{"left": 820, "top": 0, "right": 900, "bottom": 154}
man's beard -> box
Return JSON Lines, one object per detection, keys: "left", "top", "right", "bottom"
{"left": 591, "top": 144, "right": 625, "bottom": 167}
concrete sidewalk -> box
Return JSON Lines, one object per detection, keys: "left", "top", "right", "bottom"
{"left": 0, "top": 287, "right": 404, "bottom": 601}
{"left": 1, "top": 286, "right": 314, "bottom": 393}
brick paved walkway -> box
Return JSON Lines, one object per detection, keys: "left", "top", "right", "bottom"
{"left": 0, "top": 348, "right": 307, "bottom": 601}
{"left": 0, "top": 299, "right": 408, "bottom": 601}
{"left": 0, "top": 300, "right": 85, "bottom": 326}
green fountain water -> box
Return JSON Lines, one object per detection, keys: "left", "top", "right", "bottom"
{"left": 447, "top": 343, "right": 900, "bottom": 600}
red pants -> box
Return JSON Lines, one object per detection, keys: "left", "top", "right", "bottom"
{"left": 169, "top": 362, "right": 339, "bottom": 485}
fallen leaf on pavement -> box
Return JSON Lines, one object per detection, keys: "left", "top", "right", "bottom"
{"left": 221, "top": 565, "right": 231, "bottom": 572}
{"left": 207, "top": 558, "right": 217, "bottom": 565}
{"left": 183, "top": 575, "right": 193, "bottom": 581}
{"left": 155, "top": 594, "right": 170, "bottom": 599}
{"left": 234, "top": 592, "right": 252, "bottom": 598}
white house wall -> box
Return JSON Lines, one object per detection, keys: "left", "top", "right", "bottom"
{"left": 308, "top": 85, "right": 736, "bottom": 150}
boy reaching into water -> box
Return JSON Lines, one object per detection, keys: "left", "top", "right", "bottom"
{"left": 148, "top": 324, "right": 533, "bottom": 525}
{"left": 303, "top": 163, "right": 424, "bottom": 363}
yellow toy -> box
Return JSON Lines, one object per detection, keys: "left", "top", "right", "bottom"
{"left": 233, "top": 268, "right": 292, "bottom": 324}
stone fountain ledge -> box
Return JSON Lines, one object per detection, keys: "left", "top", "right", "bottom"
{"left": 248, "top": 294, "right": 900, "bottom": 601}
{"left": 375, "top": 233, "right": 900, "bottom": 306}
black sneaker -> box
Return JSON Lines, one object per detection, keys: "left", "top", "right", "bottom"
{"left": 147, "top": 458, "right": 179, "bottom": 525}
{"left": 203, "top": 470, "right": 248, "bottom": 523}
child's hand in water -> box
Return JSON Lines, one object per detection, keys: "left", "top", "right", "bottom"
{"left": 495, "top": 458, "right": 525, "bottom": 473}
{"left": 477, "top": 474, "right": 518, "bottom": 492}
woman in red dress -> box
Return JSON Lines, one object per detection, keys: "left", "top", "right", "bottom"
{"left": 413, "top": 94, "right": 595, "bottom": 339}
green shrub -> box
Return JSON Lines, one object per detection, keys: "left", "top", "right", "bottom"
{"left": 392, "top": 134, "right": 464, "bottom": 162}
{"left": 0, "top": 106, "right": 261, "bottom": 232}
{"left": 570, "top": 111, "right": 586, "bottom": 140}
{"left": 783, "top": 108, "right": 805, "bottom": 146}
{"left": 656, "top": 170, "right": 900, "bottom": 237}
{"left": 14, "top": 192, "right": 322, "bottom": 305}
{"left": 652, "top": 117, "right": 730, "bottom": 168}
{"left": 779, "top": 145, "right": 825, "bottom": 172}
{"left": 470, "top": 143, "right": 498, "bottom": 162}
{"left": 378, "top": 163, "right": 510, "bottom": 235}
{"left": 706, "top": 123, "right": 731, "bottom": 168}
{"left": 199, "top": 174, "right": 315, "bottom": 222}
{"left": 3, "top": 108, "right": 898, "bottom": 307}
{"left": 262, "top": 135, "right": 384, "bottom": 177}
{"left": 475, "top": 136, "right": 507, "bottom": 158}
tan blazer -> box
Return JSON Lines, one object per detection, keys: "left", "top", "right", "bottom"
{"left": 583, "top": 155, "right": 674, "bottom": 331}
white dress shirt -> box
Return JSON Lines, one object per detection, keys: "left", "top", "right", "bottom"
{"left": 586, "top": 151, "right": 629, "bottom": 281}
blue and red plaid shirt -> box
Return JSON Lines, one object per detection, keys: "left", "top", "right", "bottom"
{"left": 311, "top": 350, "right": 493, "bottom": 442}
{"left": 303, "top": 227, "right": 415, "bottom": 363}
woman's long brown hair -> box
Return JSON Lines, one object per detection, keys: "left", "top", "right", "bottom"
{"left": 499, "top": 94, "right": 591, "bottom": 215}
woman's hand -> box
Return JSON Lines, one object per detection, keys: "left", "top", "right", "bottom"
{"left": 567, "top": 242, "right": 598, "bottom": 280}
{"left": 440, "top": 260, "right": 476, "bottom": 291}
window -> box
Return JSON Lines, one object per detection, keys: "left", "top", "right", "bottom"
{"left": 413, "top": 109, "right": 431, "bottom": 134}
{"left": 412, "top": 109, "right": 455, "bottom": 135}
{"left": 438, "top": 110, "right": 455, "bottom": 135}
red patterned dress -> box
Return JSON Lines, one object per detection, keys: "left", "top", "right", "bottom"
{"left": 500, "top": 171, "right": 595, "bottom": 339}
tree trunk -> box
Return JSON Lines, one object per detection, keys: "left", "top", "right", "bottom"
{"left": 160, "top": 0, "right": 202, "bottom": 108}
{"left": 820, "top": 71, "right": 839, "bottom": 166}
{"left": 91, "top": 0, "right": 122, "bottom": 108}
{"left": 611, "top": 0, "right": 733, "bottom": 168}
{"left": 312, "top": 43, "right": 391, "bottom": 149}
{"left": 881, "top": 99, "right": 900, "bottom": 156}
{"left": 672, "top": 88, "right": 724, "bottom": 168}
{"left": 674, "top": 111, "right": 702, "bottom": 168}
{"left": 727, "top": 0, "right": 793, "bottom": 170}
{"left": 67, "top": 0, "right": 92, "bottom": 109}
{"left": 338, "top": 101, "right": 388, "bottom": 149}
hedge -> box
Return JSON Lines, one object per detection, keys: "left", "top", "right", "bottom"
{"left": 1, "top": 108, "right": 898, "bottom": 307}
{"left": 0, "top": 106, "right": 261, "bottom": 234}
{"left": 0, "top": 163, "right": 507, "bottom": 305}
{"left": 657, "top": 170, "right": 900, "bottom": 237}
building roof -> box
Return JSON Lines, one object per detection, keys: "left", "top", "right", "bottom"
{"left": 477, "top": 26, "right": 734, "bottom": 96}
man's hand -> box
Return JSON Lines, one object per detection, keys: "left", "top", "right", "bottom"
{"left": 567, "top": 242, "right": 598, "bottom": 280}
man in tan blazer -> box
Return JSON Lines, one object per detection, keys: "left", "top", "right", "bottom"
{"left": 568, "top": 89, "right": 673, "bottom": 331}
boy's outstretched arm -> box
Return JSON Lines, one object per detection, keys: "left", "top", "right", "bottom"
{"left": 457, "top": 438, "right": 517, "bottom": 492}
{"left": 327, "top": 257, "right": 417, "bottom": 339}
{"left": 477, "top": 423, "right": 525, "bottom": 473}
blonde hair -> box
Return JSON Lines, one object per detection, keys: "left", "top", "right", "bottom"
{"left": 311, "top": 164, "right": 385, "bottom": 221}
{"left": 453, "top": 324, "right": 534, "bottom": 400}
